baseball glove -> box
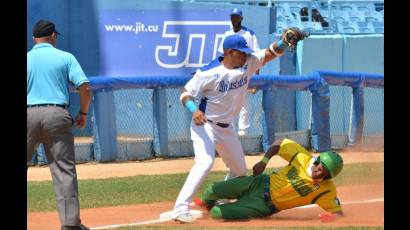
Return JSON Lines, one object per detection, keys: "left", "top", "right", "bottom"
{"left": 282, "top": 27, "right": 310, "bottom": 51}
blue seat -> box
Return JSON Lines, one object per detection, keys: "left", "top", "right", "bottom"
{"left": 342, "top": 26, "right": 356, "bottom": 33}
{"left": 340, "top": 4, "right": 354, "bottom": 11}
{"left": 372, "top": 21, "right": 384, "bottom": 33}
{"left": 357, "top": 5, "right": 371, "bottom": 12}
{"left": 357, "top": 21, "right": 368, "bottom": 28}
{"left": 348, "top": 9, "right": 365, "bottom": 21}
{"left": 365, "top": 16, "right": 377, "bottom": 23}
{"left": 357, "top": 21, "right": 372, "bottom": 33}
{"left": 356, "top": 3, "right": 376, "bottom": 12}
{"left": 350, "top": 16, "right": 361, "bottom": 23}
{"left": 374, "top": 27, "right": 384, "bottom": 33}
{"left": 359, "top": 27, "right": 372, "bottom": 33}
{"left": 342, "top": 21, "right": 358, "bottom": 33}
{"left": 335, "top": 22, "right": 344, "bottom": 33}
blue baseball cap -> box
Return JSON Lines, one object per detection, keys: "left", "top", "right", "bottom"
{"left": 230, "top": 8, "right": 243, "bottom": 17}
{"left": 223, "top": 34, "right": 253, "bottom": 54}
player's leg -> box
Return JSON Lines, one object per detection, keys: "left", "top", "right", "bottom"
{"left": 209, "top": 175, "right": 273, "bottom": 219}
{"left": 210, "top": 197, "right": 270, "bottom": 219}
{"left": 172, "top": 123, "right": 216, "bottom": 218}
{"left": 238, "top": 95, "right": 250, "bottom": 136}
{"left": 215, "top": 126, "right": 247, "bottom": 180}
{"left": 41, "top": 107, "right": 82, "bottom": 227}
{"left": 27, "top": 108, "right": 42, "bottom": 169}
{"left": 201, "top": 175, "right": 255, "bottom": 207}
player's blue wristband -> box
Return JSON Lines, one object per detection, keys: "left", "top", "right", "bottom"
{"left": 277, "top": 40, "right": 288, "bottom": 50}
{"left": 185, "top": 100, "right": 198, "bottom": 113}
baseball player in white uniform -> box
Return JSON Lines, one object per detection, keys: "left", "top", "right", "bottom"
{"left": 172, "top": 28, "right": 308, "bottom": 223}
{"left": 218, "top": 8, "right": 260, "bottom": 136}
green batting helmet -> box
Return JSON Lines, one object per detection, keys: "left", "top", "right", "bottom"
{"left": 317, "top": 151, "right": 344, "bottom": 178}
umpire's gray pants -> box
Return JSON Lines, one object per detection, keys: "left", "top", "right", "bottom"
{"left": 27, "top": 106, "right": 82, "bottom": 226}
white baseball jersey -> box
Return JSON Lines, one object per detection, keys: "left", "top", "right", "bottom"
{"left": 184, "top": 50, "right": 266, "bottom": 124}
{"left": 218, "top": 27, "right": 260, "bottom": 53}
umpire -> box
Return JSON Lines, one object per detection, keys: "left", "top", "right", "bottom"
{"left": 27, "top": 20, "right": 92, "bottom": 230}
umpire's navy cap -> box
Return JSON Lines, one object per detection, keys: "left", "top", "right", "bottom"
{"left": 223, "top": 34, "right": 253, "bottom": 54}
{"left": 230, "top": 8, "right": 243, "bottom": 17}
{"left": 33, "top": 20, "right": 60, "bottom": 38}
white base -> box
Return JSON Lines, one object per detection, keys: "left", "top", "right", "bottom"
{"left": 159, "top": 209, "right": 203, "bottom": 221}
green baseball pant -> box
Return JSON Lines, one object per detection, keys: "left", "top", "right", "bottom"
{"left": 201, "top": 174, "right": 278, "bottom": 219}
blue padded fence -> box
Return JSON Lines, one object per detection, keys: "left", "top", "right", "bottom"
{"left": 31, "top": 70, "right": 383, "bottom": 163}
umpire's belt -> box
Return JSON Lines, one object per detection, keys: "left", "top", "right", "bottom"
{"left": 207, "top": 119, "right": 230, "bottom": 128}
{"left": 27, "top": 104, "right": 68, "bottom": 109}
{"left": 263, "top": 175, "right": 280, "bottom": 215}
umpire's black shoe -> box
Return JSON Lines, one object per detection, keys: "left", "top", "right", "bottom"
{"left": 61, "top": 224, "right": 90, "bottom": 230}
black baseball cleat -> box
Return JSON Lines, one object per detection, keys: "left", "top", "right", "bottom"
{"left": 61, "top": 224, "right": 90, "bottom": 230}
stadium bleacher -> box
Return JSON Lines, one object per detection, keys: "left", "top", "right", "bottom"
{"left": 273, "top": 0, "right": 384, "bottom": 34}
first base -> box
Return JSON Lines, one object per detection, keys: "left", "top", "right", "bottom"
{"left": 159, "top": 210, "right": 203, "bottom": 220}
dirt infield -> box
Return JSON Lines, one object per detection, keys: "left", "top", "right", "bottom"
{"left": 27, "top": 151, "right": 384, "bottom": 229}
{"left": 28, "top": 184, "right": 384, "bottom": 230}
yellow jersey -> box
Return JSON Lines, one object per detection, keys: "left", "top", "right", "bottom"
{"left": 268, "top": 138, "right": 342, "bottom": 213}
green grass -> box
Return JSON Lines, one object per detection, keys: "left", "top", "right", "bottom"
{"left": 114, "top": 227, "right": 383, "bottom": 230}
{"left": 27, "top": 162, "right": 383, "bottom": 212}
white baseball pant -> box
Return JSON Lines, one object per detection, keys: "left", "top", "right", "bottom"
{"left": 172, "top": 121, "right": 247, "bottom": 217}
